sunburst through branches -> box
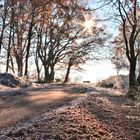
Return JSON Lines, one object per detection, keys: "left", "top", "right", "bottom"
{"left": 80, "top": 12, "right": 96, "bottom": 35}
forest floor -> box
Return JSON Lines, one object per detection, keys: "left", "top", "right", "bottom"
{"left": 0, "top": 84, "right": 140, "bottom": 140}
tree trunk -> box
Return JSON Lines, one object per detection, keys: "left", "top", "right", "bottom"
{"left": 64, "top": 63, "right": 72, "bottom": 83}
{"left": 16, "top": 33, "right": 23, "bottom": 77}
{"left": 24, "top": 13, "right": 34, "bottom": 76}
{"left": 44, "top": 66, "right": 49, "bottom": 83}
{"left": 9, "top": 55, "right": 15, "bottom": 74}
{"left": 137, "top": 73, "right": 140, "bottom": 85}
{"left": 44, "top": 64, "right": 55, "bottom": 83}
{"left": 6, "top": 25, "right": 13, "bottom": 72}
{"left": 129, "top": 60, "right": 138, "bottom": 88}
{"left": 0, "top": 21, "right": 5, "bottom": 53}
{"left": 49, "top": 65, "right": 55, "bottom": 83}
{"left": 35, "top": 53, "right": 41, "bottom": 82}
{"left": 0, "top": 9, "right": 7, "bottom": 53}
{"left": 18, "top": 62, "right": 23, "bottom": 77}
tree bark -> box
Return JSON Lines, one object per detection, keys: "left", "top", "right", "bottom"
{"left": 49, "top": 65, "right": 55, "bottom": 83}
{"left": 24, "top": 11, "right": 34, "bottom": 76}
{"left": 16, "top": 33, "right": 23, "bottom": 77}
{"left": 0, "top": 2, "right": 7, "bottom": 53}
{"left": 64, "top": 62, "right": 72, "bottom": 83}
{"left": 137, "top": 73, "right": 140, "bottom": 85}
{"left": 0, "top": 20, "right": 5, "bottom": 53}
{"left": 44, "top": 64, "right": 55, "bottom": 83}
{"left": 9, "top": 55, "right": 15, "bottom": 74}
{"left": 129, "top": 59, "right": 138, "bottom": 88}
{"left": 6, "top": 24, "right": 13, "bottom": 73}
{"left": 6, "top": 7, "right": 15, "bottom": 72}
{"left": 35, "top": 51, "right": 41, "bottom": 82}
{"left": 44, "top": 66, "right": 49, "bottom": 83}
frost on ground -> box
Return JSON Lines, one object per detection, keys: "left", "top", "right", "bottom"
{"left": 0, "top": 85, "right": 140, "bottom": 140}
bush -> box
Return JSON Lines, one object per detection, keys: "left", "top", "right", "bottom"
{"left": 97, "top": 75, "right": 128, "bottom": 89}
{"left": 127, "top": 86, "right": 140, "bottom": 101}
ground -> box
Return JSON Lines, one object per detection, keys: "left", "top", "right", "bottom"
{"left": 0, "top": 84, "right": 85, "bottom": 128}
{"left": 0, "top": 84, "right": 140, "bottom": 140}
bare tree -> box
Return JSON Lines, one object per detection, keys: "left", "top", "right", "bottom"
{"left": 0, "top": 0, "right": 8, "bottom": 53}
{"left": 104, "top": 0, "right": 140, "bottom": 90}
{"left": 63, "top": 33, "right": 106, "bottom": 83}
{"left": 35, "top": 0, "right": 84, "bottom": 83}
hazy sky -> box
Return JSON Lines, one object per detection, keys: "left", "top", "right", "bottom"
{"left": 71, "top": 61, "right": 129, "bottom": 83}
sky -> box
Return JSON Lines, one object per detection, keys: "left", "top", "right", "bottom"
{"left": 71, "top": 61, "right": 129, "bottom": 83}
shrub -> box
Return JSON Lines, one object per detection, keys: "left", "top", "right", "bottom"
{"left": 127, "top": 86, "right": 140, "bottom": 101}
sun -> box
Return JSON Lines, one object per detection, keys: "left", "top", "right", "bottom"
{"left": 80, "top": 13, "right": 95, "bottom": 35}
{"left": 82, "top": 19, "right": 94, "bottom": 32}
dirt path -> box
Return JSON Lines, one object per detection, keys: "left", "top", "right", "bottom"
{"left": 0, "top": 84, "right": 85, "bottom": 129}
{"left": 0, "top": 85, "right": 140, "bottom": 140}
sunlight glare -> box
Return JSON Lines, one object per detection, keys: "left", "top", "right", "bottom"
{"left": 80, "top": 13, "right": 95, "bottom": 35}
